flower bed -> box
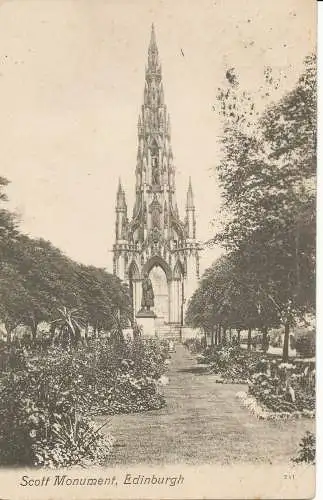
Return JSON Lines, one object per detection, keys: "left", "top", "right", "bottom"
{"left": 76, "top": 337, "right": 168, "bottom": 415}
{"left": 236, "top": 391, "right": 315, "bottom": 420}
{"left": 0, "top": 337, "right": 169, "bottom": 467}
{"left": 193, "top": 343, "right": 315, "bottom": 417}
{"left": 196, "top": 345, "right": 264, "bottom": 384}
{"left": 236, "top": 360, "right": 315, "bottom": 419}
{"left": 0, "top": 366, "right": 114, "bottom": 468}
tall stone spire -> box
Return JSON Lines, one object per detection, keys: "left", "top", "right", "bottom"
{"left": 116, "top": 178, "right": 127, "bottom": 210}
{"left": 115, "top": 178, "right": 128, "bottom": 248}
{"left": 186, "top": 177, "right": 196, "bottom": 240}
{"left": 113, "top": 26, "right": 200, "bottom": 327}
{"left": 133, "top": 23, "right": 176, "bottom": 225}
{"left": 116, "top": 177, "right": 125, "bottom": 210}
{"left": 149, "top": 23, "right": 157, "bottom": 53}
{"left": 186, "top": 177, "right": 194, "bottom": 209}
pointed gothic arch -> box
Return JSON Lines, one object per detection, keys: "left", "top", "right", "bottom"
{"left": 128, "top": 260, "right": 140, "bottom": 281}
{"left": 149, "top": 136, "right": 161, "bottom": 147}
{"left": 142, "top": 255, "right": 172, "bottom": 282}
{"left": 173, "top": 260, "right": 184, "bottom": 280}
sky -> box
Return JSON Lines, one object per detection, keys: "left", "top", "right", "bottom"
{"left": 0, "top": 0, "right": 316, "bottom": 275}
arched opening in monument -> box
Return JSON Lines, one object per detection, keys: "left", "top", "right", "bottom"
{"left": 149, "top": 265, "right": 169, "bottom": 324}
{"left": 128, "top": 261, "right": 140, "bottom": 320}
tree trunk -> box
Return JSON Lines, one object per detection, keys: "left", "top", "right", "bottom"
{"left": 5, "top": 324, "right": 13, "bottom": 345}
{"left": 223, "top": 327, "right": 227, "bottom": 345}
{"left": 247, "top": 327, "right": 252, "bottom": 350}
{"left": 229, "top": 328, "right": 232, "bottom": 343}
{"left": 283, "top": 322, "right": 290, "bottom": 362}
{"left": 211, "top": 327, "right": 215, "bottom": 346}
{"left": 295, "top": 219, "right": 300, "bottom": 299}
{"left": 31, "top": 322, "right": 38, "bottom": 343}
{"left": 4, "top": 320, "right": 17, "bottom": 345}
{"left": 75, "top": 325, "right": 82, "bottom": 344}
{"left": 218, "top": 324, "right": 222, "bottom": 345}
{"left": 237, "top": 329, "right": 241, "bottom": 345}
{"left": 262, "top": 326, "right": 268, "bottom": 351}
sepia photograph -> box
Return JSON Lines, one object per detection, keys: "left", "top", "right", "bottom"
{"left": 0, "top": 0, "right": 317, "bottom": 498}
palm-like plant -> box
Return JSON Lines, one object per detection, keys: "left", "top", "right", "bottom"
{"left": 51, "top": 306, "right": 85, "bottom": 347}
{"left": 110, "top": 309, "right": 125, "bottom": 344}
{"left": 133, "top": 321, "right": 143, "bottom": 340}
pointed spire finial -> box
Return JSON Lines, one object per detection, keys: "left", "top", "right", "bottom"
{"left": 186, "top": 177, "right": 194, "bottom": 209}
{"left": 137, "top": 114, "right": 142, "bottom": 134}
{"left": 150, "top": 23, "right": 157, "bottom": 49}
{"left": 117, "top": 177, "right": 122, "bottom": 192}
{"left": 116, "top": 178, "right": 127, "bottom": 210}
{"left": 160, "top": 82, "right": 164, "bottom": 104}
{"left": 166, "top": 113, "right": 171, "bottom": 136}
{"left": 148, "top": 23, "right": 158, "bottom": 67}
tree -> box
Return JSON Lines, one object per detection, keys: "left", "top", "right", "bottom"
{"left": 211, "top": 54, "right": 316, "bottom": 360}
{"left": 1, "top": 235, "right": 79, "bottom": 341}
{"left": 185, "top": 252, "right": 280, "bottom": 344}
{"left": 0, "top": 176, "right": 17, "bottom": 241}
{"left": 0, "top": 178, "right": 131, "bottom": 345}
{"left": 75, "top": 265, "right": 131, "bottom": 335}
{"left": 0, "top": 263, "right": 30, "bottom": 343}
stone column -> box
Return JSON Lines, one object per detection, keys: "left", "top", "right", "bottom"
{"left": 168, "top": 280, "right": 173, "bottom": 322}
{"left": 172, "top": 279, "right": 180, "bottom": 323}
{"left": 134, "top": 280, "right": 142, "bottom": 315}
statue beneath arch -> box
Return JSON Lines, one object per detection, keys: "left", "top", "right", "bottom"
{"left": 141, "top": 272, "right": 154, "bottom": 311}
{"left": 137, "top": 271, "right": 156, "bottom": 320}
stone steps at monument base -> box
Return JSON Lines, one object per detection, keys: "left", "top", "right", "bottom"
{"left": 155, "top": 325, "right": 182, "bottom": 341}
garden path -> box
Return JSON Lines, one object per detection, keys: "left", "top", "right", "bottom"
{"left": 98, "top": 344, "right": 314, "bottom": 465}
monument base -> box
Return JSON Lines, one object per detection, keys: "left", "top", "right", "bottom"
{"left": 136, "top": 309, "right": 156, "bottom": 318}
{"left": 136, "top": 309, "right": 156, "bottom": 337}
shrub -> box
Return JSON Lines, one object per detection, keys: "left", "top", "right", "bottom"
{"left": 0, "top": 336, "right": 168, "bottom": 466}
{"left": 0, "top": 344, "right": 29, "bottom": 373}
{"left": 183, "top": 338, "right": 204, "bottom": 354}
{"left": 0, "top": 368, "right": 113, "bottom": 467}
{"left": 292, "top": 431, "right": 315, "bottom": 464}
{"left": 81, "top": 337, "right": 167, "bottom": 415}
{"left": 248, "top": 362, "right": 315, "bottom": 414}
{"left": 198, "top": 345, "right": 262, "bottom": 383}
{"left": 295, "top": 332, "right": 315, "bottom": 358}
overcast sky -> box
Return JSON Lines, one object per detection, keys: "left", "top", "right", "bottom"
{"left": 0, "top": 0, "right": 316, "bottom": 274}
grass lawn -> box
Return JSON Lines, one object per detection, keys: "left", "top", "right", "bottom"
{"left": 97, "top": 344, "right": 314, "bottom": 465}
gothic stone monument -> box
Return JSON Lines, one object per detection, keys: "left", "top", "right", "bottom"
{"left": 113, "top": 25, "right": 200, "bottom": 338}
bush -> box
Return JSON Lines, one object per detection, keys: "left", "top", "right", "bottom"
{"left": 0, "top": 336, "right": 168, "bottom": 467}
{"left": 292, "top": 431, "right": 315, "bottom": 464}
{"left": 198, "top": 345, "right": 262, "bottom": 383}
{"left": 80, "top": 337, "right": 167, "bottom": 414}
{"left": 0, "top": 368, "right": 113, "bottom": 467}
{"left": 295, "top": 332, "right": 315, "bottom": 358}
{"left": 248, "top": 362, "right": 315, "bottom": 414}
{"left": 0, "top": 344, "right": 28, "bottom": 373}
{"left": 183, "top": 338, "right": 204, "bottom": 354}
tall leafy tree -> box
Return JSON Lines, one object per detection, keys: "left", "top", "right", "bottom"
{"left": 208, "top": 54, "right": 316, "bottom": 359}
